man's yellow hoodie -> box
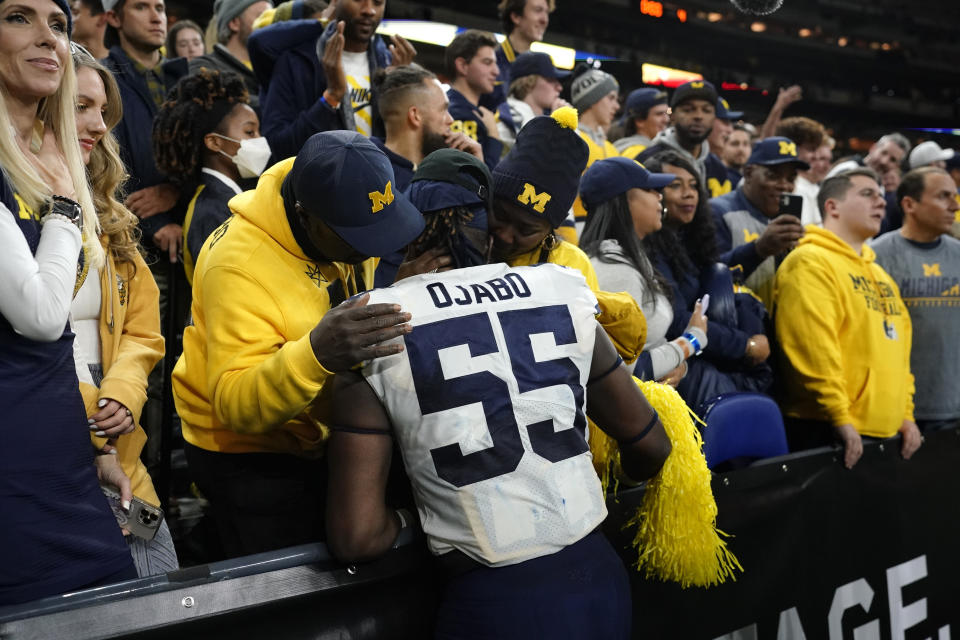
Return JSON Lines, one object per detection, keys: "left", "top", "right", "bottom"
{"left": 774, "top": 226, "right": 914, "bottom": 438}
{"left": 172, "top": 158, "right": 376, "bottom": 456}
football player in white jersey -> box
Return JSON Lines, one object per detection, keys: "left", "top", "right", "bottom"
{"left": 325, "top": 148, "right": 671, "bottom": 639}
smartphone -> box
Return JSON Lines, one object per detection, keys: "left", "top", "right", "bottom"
{"left": 779, "top": 194, "right": 804, "bottom": 218}
{"left": 700, "top": 293, "right": 710, "bottom": 314}
{"left": 102, "top": 485, "right": 164, "bottom": 541}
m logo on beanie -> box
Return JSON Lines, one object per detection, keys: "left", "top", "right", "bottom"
{"left": 517, "top": 183, "right": 552, "bottom": 213}
{"left": 368, "top": 181, "right": 394, "bottom": 213}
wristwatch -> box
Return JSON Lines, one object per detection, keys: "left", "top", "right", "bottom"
{"left": 40, "top": 195, "right": 83, "bottom": 232}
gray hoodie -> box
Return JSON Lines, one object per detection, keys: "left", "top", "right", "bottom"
{"left": 645, "top": 127, "right": 710, "bottom": 179}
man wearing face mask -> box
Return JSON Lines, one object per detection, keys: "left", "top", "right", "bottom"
{"left": 153, "top": 70, "right": 273, "bottom": 284}
{"left": 171, "top": 130, "right": 426, "bottom": 558}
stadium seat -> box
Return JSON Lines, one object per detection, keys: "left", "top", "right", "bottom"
{"left": 700, "top": 392, "right": 788, "bottom": 469}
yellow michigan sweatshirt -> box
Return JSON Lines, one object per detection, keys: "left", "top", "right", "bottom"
{"left": 774, "top": 226, "right": 914, "bottom": 438}
{"left": 172, "top": 158, "right": 376, "bottom": 456}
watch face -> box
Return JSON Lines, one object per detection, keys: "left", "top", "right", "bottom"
{"left": 51, "top": 196, "right": 82, "bottom": 222}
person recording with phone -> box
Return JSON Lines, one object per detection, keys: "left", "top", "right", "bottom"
{"left": 709, "top": 136, "right": 808, "bottom": 309}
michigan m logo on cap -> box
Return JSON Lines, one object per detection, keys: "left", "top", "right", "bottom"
{"left": 691, "top": 81, "right": 704, "bottom": 88}
{"left": 517, "top": 183, "right": 552, "bottom": 213}
{"left": 368, "top": 181, "right": 394, "bottom": 213}
{"left": 778, "top": 141, "right": 797, "bottom": 156}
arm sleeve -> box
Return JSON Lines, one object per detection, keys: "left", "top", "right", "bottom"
{"left": 775, "top": 256, "right": 851, "bottom": 426}
{"left": 98, "top": 254, "right": 165, "bottom": 423}
{"left": 202, "top": 265, "right": 334, "bottom": 434}
{"left": 0, "top": 209, "right": 81, "bottom": 341}
{"left": 260, "top": 53, "right": 344, "bottom": 160}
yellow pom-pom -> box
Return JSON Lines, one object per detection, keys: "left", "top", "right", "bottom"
{"left": 551, "top": 106, "right": 579, "bottom": 130}
{"left": 596, "top": 378, "right": 742, "bottom": 588}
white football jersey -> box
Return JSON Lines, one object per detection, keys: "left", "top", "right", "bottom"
{"left": 363, "top": 263, "right": 607, "bottom": 567}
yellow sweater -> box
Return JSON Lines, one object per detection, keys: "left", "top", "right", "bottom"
{"left": 774, "top": 226, "right": 914, "bottom": 437}
{"left": 509, "top": 240, "right": 646, "bottom": 361}
{"left": 572, "top": 130, "right": 619, "bottom": 223}
{"left": 172, "top": 159, "right": 377, "bottom": 456}
{"left": 82, "top": 247, "right": 165, "bottom": 505}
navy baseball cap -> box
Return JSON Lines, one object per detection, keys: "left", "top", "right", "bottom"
{"left": 510, "top": 52, "right": 569, "bottom": 81}
{"left": 624, "top": 88, "right": 669, "bottom": 118}
{"left": 288, "top": 131, "right": 425, "bottom": 257}
{"left": 670, "top": 80, "right": 718, "bottom": 108}
{"left": 579, "top": 157, "right": 676, "bottom": 210}
{"left": 747, "top": 136, "right": 811, "bottom": 170}
{"left": 716, "top": 97, "right": 743, "bottom": 121}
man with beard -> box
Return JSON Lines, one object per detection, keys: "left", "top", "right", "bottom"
{"left": 447, "top": 30, "right": 504, "bottom": 172}
{"left": 637, "top": 80, "right": 718, "bottom": 186}
{"left": 249, "top": 0, "right": 417, "bottom": 159}
{"left": 703, "top": 96, "right": 743, "bottom": 197}
{"left": 710, "top": 137, "right": 808, "bottom": 308}
{"left": 371, "top": 64, "right": 483, "bottom": 286}
{"left": 190, "top": 0, "right": 271, "bottom": 108}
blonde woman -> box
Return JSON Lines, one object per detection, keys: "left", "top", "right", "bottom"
{"left": 0, "top": 0, "right": 135, "bottom": 604}
{"left": 71, "top": 44, "right": 179, "bottom": 577}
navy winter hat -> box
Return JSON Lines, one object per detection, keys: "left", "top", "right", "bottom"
{"left": 716, "top": 97, "right": 743, "bottom": 121}
{"left": 579, "top": 157, "right": 676, "bottom": 210}
{"left": 510, "top": 52, "right": 569, "bottom": 82}
{"left": 492, "top": 106, "right": 589, "bottom": 228}
{"left": 747, "top": 136, "right": 811, "bottom": 170}
{"left": 670, "top": 80, "right": 718, "bottom": 108}
{"left": 289, "top": 130, "right": 425, "bottom": 257}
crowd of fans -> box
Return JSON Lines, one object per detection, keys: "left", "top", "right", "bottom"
{"left": 2, "top": 0, "right": 959, "bottom": 632}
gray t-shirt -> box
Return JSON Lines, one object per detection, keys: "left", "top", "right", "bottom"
{"left": 871, "top": 231, "right": 960, "bottom": 420}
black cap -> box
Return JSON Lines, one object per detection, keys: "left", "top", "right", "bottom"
{"left": 670, "top": 80, "right": 719, "bottom": 108}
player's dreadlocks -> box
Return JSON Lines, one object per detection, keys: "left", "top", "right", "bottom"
{"left": 405, "top": 206, "right": 488, "bottom": 267}
{"left": 153, "top": 69, "right": 249, "bottom": 186}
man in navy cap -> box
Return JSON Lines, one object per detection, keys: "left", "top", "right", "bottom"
{"left": 637, "top": 80, "right": 718, "bottom": 186}
{"left": 704, "top": 96, "right": 744, "bottom": 197}
{"left": 614, "top": 87, "right": 669, "bottom": 160}
{"left": 497, "top": 51, "right": 569, "bottom": 148}
{"left": 172, "top": 131, "right": 429, "bottom": 557}
{"left": 710, "top": 136, "right": 808, "bottom": 308}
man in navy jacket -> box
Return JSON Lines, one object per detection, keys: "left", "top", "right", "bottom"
{"left": 103, "top": 0, "right": 188, "bottom": 263}
{"left": 249, "top": 0, "right": 416, "bottom": 160}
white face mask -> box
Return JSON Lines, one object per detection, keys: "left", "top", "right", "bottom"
{"left": 215, "top": 135, "right": 272, "bottom": 179}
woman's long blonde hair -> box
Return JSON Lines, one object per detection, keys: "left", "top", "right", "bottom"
{"left": 0, "top": 37, "right": 104, "bottom": 268}
{"left": 73, "top": 47, "right": 142, "bottom": 269}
